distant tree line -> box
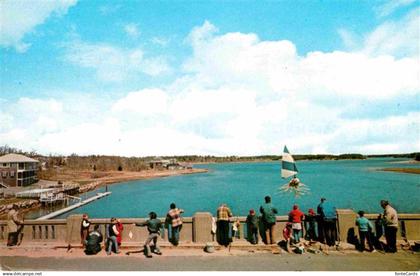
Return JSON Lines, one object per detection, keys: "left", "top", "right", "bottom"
{"left": 0, "top": 145, "right": 39, "bottom": 158}
{"left": 1, "top": 145, "right": 418, "bottom": 173}
{"left": 366, "top": 153, "right": 419, "bottom": 159}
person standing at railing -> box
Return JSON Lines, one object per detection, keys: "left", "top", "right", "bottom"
{"left": 232, "top": 218, "right": 241, "bottom": 239}
{"left": 106, "top": 217, "right": 121, "bottom": 255}
{"left": 246, "top": 209, "right": 259, "bottom": 244}
{"left": 288, "top": 204, "right": 305, "bottom": 245}
{"left": 317, "top": 197, "right": 338, "bottom": 247}
{"left": 80, "top": 214, "right": 90, "bottom": 247}
{"left": 116, "top": 219, "right": 124, "bottom": 247}
{"left": 7, "top": 204, "right": 24, "bottom": 246}
{"left": 165, "top": 203, "right": 184, "bottom": 246}
{"left": 260, "top": 195, "right": 278, "bottom": 244}
{"left": 355, "top": 210, "right": 375, "bottom": 252}
{"left": 380, "top": 200, "right": 399, "bottom": 253}
{"left": 216, "top": 203, "right": 233, "bottom": 247}
{"left": 135, "top": 212, "right": 163, "bottom": 258}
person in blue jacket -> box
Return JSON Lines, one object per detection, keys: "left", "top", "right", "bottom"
{"left": 317, "top": 197, "right": 338, "bottom": 247}
{"left": 356, "top": 210, "right": 375, "bottom": 252}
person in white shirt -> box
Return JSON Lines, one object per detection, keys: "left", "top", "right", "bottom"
{"left": 380, "top": 200, "right": 398, "bottom": 253}
{"left": 80, "top": 214, "right": 90, "bottom": 247}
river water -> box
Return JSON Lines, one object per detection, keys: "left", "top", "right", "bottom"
{"left": 25, "top": 158, "right": 419, "bottom": 219}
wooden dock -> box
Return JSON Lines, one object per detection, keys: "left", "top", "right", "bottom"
{"left": 36, "top": 192, "right": 112, "bottom": 220}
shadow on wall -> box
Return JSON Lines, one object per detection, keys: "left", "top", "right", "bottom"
{"left": 347, "top": 227, "right": 358, "bottom": 246}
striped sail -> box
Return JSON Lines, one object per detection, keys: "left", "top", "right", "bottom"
{"left": 281, "top": 145, "right": 298, "bottom": 179}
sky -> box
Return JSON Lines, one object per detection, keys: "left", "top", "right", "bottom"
{"left": 0, "top": 0, "right": 419, "bottom": 156}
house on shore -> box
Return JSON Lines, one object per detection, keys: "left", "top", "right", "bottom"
{"left": 148, "top": 158, "right": 188, "bottom": 170}
{"left": 0, "top": 153, "right": 40, "bottom": 187}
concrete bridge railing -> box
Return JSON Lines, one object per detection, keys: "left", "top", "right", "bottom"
{"left": 0, "top": 210, "right": 419, "bottom": 246}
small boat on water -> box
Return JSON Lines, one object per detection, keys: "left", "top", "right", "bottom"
{"left": 279, "top": 145, "right": 310, "bottom": 197}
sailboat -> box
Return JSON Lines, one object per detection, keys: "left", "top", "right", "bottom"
{"left": 278, "top": 146, "right": 310, "bottom": 197}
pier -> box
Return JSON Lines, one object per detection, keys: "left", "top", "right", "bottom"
{"left": 36, "top": 192, "right": 112, "bottom": 220}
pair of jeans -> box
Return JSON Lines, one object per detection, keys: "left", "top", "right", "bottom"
{"left": 292, "top": 229, "right": 301, "bottom": 244}
{"left": 304, "top": 221, "right": 318, "bottom": 241}
{"left": 7, "top": 225, "right": 23, "bottom": 246}
{"left": 384, "top": 226, "right": 398, "bottom": 252}
{"left": 170, "top": 225, "right": 181, "bottom": 246}
{"left": 264, "top": 222, "right": 276, "bottom": 244}
{"left": 247, "top": 226, "right": 258, "bottom": 244}
{"left": 216, "top": 220, "right": 230, "bottom": 246}
{"left": 323, "top": 219, "right": 337, "bottom": 246}
{"left": 144, "top": 233, "right": 161, "bottom": 256}
{"left": 359, "top": 230, "right": 374, "bottom": 251}
{"left": 106, "top": 236, "right": 119, "bottom": 254}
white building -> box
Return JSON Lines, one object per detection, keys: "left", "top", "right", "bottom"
{"left": 0, "top": 153, "right": 40, "bottom": 187}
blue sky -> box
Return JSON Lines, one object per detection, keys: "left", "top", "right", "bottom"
{"left": 0, "top": 0, "right": 419, "bottom": 156}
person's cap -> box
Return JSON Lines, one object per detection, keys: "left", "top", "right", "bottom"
{"left": 293, "top": 204, "right": 298, "bottom": 209}
{"left": 249, "top": 209, "right": 255, "bottom": 214}
{"left": 380, "top": 200, "right": 389, "bottom": 206}
{"left": 308, "top": 208, "right": 315, "bottom": 215}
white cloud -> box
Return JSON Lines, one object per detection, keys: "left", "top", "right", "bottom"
{"left": 112, "top": 89, "right": 168, "bottom": 114}
{"left": 375, "top": 0, "right": 417, "bottom": 17}
{"left": 338, "top": 28, "right": 358, "bottom": 49}
{"left": 124, "top": 23, "right": 140, "bottom": 38}
{"left": 0, "top": 0, "right": 77, "bottom": 52}
{"left": 184, "top": 21, "right": 419, "bottom": 100}
{"left": 151, "top": 37, "right": 170, "bottom": 47}
{"left": 99, "top": 4, "right": 121, "bottom": 15}
{"left": 64, "top": 39, "right": 171, "bottom": 81}
{"left": 340, "top": 7, "right": 420, "bottom": 58}
{"left": 1, "top": 17, "right": 419, "bottom": 156}
{"left": 363, "top": 8, "right": 420, "bottom": 57}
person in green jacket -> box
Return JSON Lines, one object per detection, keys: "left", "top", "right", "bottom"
{"left": 135, "top": 212, "right": 163, "bottom": 258}
{"left": 259, "top": 196, "right": 278, "bottom": 244}
{"left": 84, "top": 225, "right": 103, "bottom": 255}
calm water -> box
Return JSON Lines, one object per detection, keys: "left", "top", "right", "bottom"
{"left": 26, "top": 158, "right": 420, "bottom": 219}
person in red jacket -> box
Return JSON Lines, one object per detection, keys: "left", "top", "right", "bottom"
{"left": 282, "top": 223, "right": 293, "bottom": 253}
{"left": 116, "top": 219, "right": 124, "bottom": 246}
{"left": 288, "top": 204, "right": 305, "bottom": 244}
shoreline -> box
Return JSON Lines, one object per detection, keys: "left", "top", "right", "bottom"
{"left": 191, "top": 156, "right": 413, "bottom": 165}
{"left": 83, "top": 168, "right": 209, "bottom": 187}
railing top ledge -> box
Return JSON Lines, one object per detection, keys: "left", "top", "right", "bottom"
{"left": 0, "top": 219, "right": 67, "bottom": 226}
{"left": 0, "top": 213, "right": 419, "bottom": 226}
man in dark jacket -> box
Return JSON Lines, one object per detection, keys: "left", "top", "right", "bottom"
{"left": 260, "top": 196, "right": 278, "bottom": 244}
{"left": 317, "top": 198, "right": 338, "bottom": 247}
{"left": 135, "top": 212, "right": 162, "bottom": 258}
{"left": 84, "top": 225, "right": 103, "bottom": 255}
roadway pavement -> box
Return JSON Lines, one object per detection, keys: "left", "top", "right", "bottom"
{"left": 1, "top": 246, "right": 419, "bottom": 271}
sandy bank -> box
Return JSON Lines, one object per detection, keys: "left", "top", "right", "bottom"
{"left": 380, "top": 168, "right": 420, "bottom": 174}
{"left": 83, "top": 168, "right": 209, "bottom": 186}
